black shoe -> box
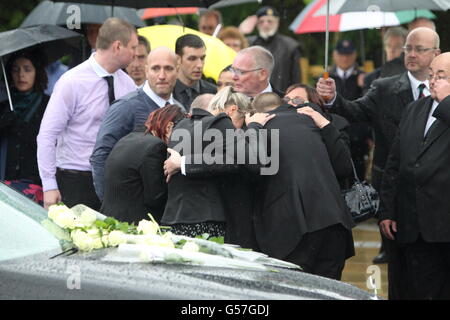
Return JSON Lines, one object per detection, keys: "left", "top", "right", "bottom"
{"left": 372, "top": 251, "right": 388, "bottom": 264}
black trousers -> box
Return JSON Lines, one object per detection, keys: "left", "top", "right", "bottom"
{"left": 284, "top": 224, "right": 352, "bottom": 280}
{"left": 404, "top": 236, "right": 450, "bottom": 300}
{"left": 384, "top": 238, "right": 411, "bottom": 300}
{"left": 56, "top": 168, "right": 101, "bottom": 211}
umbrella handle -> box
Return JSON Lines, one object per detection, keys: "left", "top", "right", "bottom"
{"left": 1, "top": 57, "right": 13, "bottom": 112}
{"left": 321, "top": 71, "right": 333, "bottom": 103}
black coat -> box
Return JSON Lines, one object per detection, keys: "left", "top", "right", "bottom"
{"left": 0, "top": 94, "right": 49, "bottom": 184}
{"left": 251, "top": 33, "right": 301, "bottom": 92}
{"left": 162, "top": 109, "right": 229, "bottom": 225}
{"left": 381, "top": 96, "right": 450, "bottom": 244}
{"left": 162, "top": 108, "right": 263, "bottom": 250}
{"left": 331, "top": 72, "right": 414, "bottom": 190}
{"left": 101, "top": 128, "right": 167, "bottom": 224}
{"left": 253, "top": 104, "right": 355, "bottom": 260}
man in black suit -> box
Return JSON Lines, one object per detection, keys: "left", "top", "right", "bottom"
{"left": 380, "top": 52, "right": 450, "bottom": 300}
{"left": 316, "top": 27, "right": 441, "bottom": 299}
{"left": 173, "top": 34, "right": 217, "bottom": 111}
{"left": 254, "top": 103, "right": 355, "bottom": 280}
{"left": 90, "top": 47, "right": 183, "bottom": 200}
{"left": 329, "top": 39, "right": 372, "bottom": 182}
{"left": 230, "top": 45, "right": 284, "bottom": 99}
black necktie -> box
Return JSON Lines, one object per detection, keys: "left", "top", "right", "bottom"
{"left": 103, "top": 76, "right": 115, "bottom": 105}
{"left": 418, "top": 83, "right": 426, "bottom": 99}
{"left": 185, "top": 87, "right": 193, "bottom": 102}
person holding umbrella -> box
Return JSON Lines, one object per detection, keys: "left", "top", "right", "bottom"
{"left": 37, "top": 18, "right": 138, "bottom": 211}
{"left": 0, "top": 49, "right": 49, "bottom": 204}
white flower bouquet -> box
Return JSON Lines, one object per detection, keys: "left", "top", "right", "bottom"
{"left": 46, "top": 203, "right": 300, "bottom": 271}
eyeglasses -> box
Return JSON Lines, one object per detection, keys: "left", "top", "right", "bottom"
{"left": 229, "top": 67, "right": 263, "bottom": 76}
{"left": 283, "top": 96, "right": 306, "bottom": 105}
{"left": 426, "top": 73, "right": 450, "bottom": 81}
{"left": 403, "top": 46, "right": 437, "bottom": 55}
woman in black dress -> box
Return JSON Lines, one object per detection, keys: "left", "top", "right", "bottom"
{"left": 101, "top": 104, "right": 185, "bottom": 224}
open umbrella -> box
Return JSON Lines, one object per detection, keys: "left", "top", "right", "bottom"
{"left": 290, "top": 0, "right": 435, "bottom": 33}
{"left": 315, "top": 0, "right": 450, "bottom": 90}
{"left": 52, "top": 0, "right": 222, "bottom": 8}
{"left": 0, "top": 25, "right": 82, "bottom": 111}
{"left": 21, "top": 0, "right": 145, "bottom": 28}
{"left": 138, "top": 24, "right": 236, "bottom": 81}
{"left": 139, "top": 0, "right": 262, "bottom": 20}
{"left": 321, "top": 0, "right": 450, "bottom": 13}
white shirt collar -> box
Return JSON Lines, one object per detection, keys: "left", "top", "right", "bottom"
{"left": 142, "top": 81, "right": 175, "bottom": 108}
{"left": 260, "top": 83, "right": 273, "bottom": 94}
{"left": 407, "top": 71, "right": 430, "bottom": 100}
{"left": 337, "top": 66, "right": 354, "bottom": 79}
{"left": 89, "top": 53, "right": 115, "bottom": 78}
{"left": 424, "top": 100, "right": 439, "bottom": 136}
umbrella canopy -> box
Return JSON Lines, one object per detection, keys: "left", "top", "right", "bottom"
{"left": 209, "top": 0, "right": 262, "bottom": 9}
{"left": 290, "top": 0, "right": 436, "bottom": 34}
{"left": 21, "top": 0, "right": 145, "bottom": 28}
{"left": 0, "top": 24, "right": 82, "bottom": 111}
{"left": 0, "top": 24, "right": 82, "bottom": 62}
{"left": 321, "top": 0, "right": 450, "bottom": 13}
{"left": 139, "top": 0, "right": 261, "bottom": 20}
{"left": 138, "top": 25, "right": 236, "bottom": 81}
{"left": 52, "top": 0, "right": 222, "bottom": 8}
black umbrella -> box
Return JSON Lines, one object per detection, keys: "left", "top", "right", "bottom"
{"left": 52, "top": 0, "right": 221, "bottom": 8}
{"left": 0, "top": 25, "right": 82, "bottom": 111}
{"left": 21, "top": 1, "right": 145, "bottom": 28}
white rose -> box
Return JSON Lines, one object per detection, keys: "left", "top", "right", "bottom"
{"left": 77, "top": 209, "right": 98, "bottom": 228}
{"left": 143, "top": 235, "right": 174, "bottom": 248}
{"left": 53, "top": 210, "right": 78, "bottom": 229}
{"left": 137, "top": 220, "right": 159, "bottom": 236}
{"left": 108, "top": 230, "right": 127, "bottom": 247}
{"left": 71, "top": 230, "right": 95, "bottom": 252}
{"left": 182, "top": 241, "right": 200, "bottom": 252}
{"left": 48, "top": 204, "right": 71, "bottom": 222}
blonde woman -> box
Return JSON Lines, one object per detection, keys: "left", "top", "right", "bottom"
{"left": 162, "top": 86, "right": 273, "bottom": 248}
{"left": 208, "top": 86, "right": 255, "bottom": 129}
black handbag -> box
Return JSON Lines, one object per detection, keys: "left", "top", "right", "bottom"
{"left": 342, "top": 159, "right": 380, "bottom": 223}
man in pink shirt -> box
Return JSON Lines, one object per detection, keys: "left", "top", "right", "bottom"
{"left": 37, "top": 18, "right": 138, "bottom": 210}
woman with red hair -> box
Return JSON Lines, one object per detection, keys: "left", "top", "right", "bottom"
{"left": 101, "top": 105, "right": 185, "bottom": 223}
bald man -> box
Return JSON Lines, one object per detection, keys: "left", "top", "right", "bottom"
{"left": 380, "top": 52, "right": 450, "bottom": 299}
{"left": 317, "top": 27, "right": 441, "bottom": 300}
{"left": 90, "top": 47, "right": 184, "bottom": 200}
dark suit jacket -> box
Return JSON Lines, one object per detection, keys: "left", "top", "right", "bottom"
{"left": 381, "top": 96, "right": 450, "bottom": 244}
{"left": 331, "top": 72, "right": 414, "bottom": 190}
{"left": 253, "top": 104, "right": 355, "bottom": 260}
{"left": 173, "top": 79, "right": 217, "bottom": 112}
{"left": 101, "top": 127, "right": 167, "bottom": 224}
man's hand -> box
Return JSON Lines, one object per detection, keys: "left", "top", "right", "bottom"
{"left": 164, "top": 148, "right": 181, "bottom": 183}
{"left": 433, "top": 79, "right": 450, "bottom": 102}
{"left": 379, "top": 219, "right": 397, "bottom": 240}
{"left": 44, "top": 189, "right": 62, "bottom": 209}
{"left": 297, "top": 106, "right": 330, "bottom": 129}
{"left": 245, "top": 113, "right": 275, "bottom": 126}
{"left": 316, "top": 77, "right": 337, "bottom": 102}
